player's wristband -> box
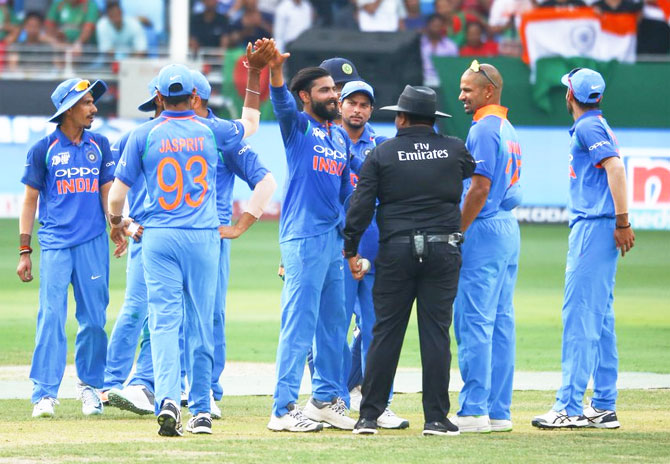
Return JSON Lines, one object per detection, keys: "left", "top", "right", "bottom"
{"left": 109, "top": 214, "right": 124, "bottom": 229}
{"left": 616, "top": 223, "right": 631, "bottom": 229}
{"left": 19, "top": 246, "right": 32, "bottom": 255}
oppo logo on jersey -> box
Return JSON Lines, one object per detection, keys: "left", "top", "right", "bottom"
{"left": 54, "top": 167, "right": 100, "bottom": 178}
{"left": 313, "top": 144, "right": 347, "bottom": 160}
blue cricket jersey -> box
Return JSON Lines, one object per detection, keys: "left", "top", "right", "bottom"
{"left": 567, "top": 110, "right": 619, "bottom": 227}
{"left": 21, "top": 127, "right": 116, "bottom": 249}
{"left": 270, "top": 84, "right": 353, "bottom": 243}
{"left": 463, "top": 105, "right": 522, "bottom": 218}
{"left": 114, "top": 110, "right": 244, "bottom": 229}
{"left": 111, "top": 131, "right": 147, "bottom": 224}
{"left": 347, "top": 123, "right": 386, "bottom": 274}
{"left": 204, "top": 109, "right": 269, "bottom": 225}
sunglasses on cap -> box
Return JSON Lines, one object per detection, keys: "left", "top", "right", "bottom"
{"left": 469, "top": 60, "right": 498, "bottom": 88}
{"left": 565, "top": 67, "right": 582, "bottom": 96}
{"left": 60, "top": 79, "right": 91, "bottom": 103}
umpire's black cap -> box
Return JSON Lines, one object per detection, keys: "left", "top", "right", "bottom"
{"left": 380, "top": 85, "right": 451, "bottom": 118}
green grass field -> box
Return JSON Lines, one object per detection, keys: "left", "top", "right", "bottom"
{"left": 1, "top": 219, "right": 668, "bottom": 372}
{"left": 1, "top": 391, "right": 669, "bottom": 463}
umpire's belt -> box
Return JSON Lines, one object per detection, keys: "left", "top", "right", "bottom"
{"left": 387, "top": 233, "right": 460, "bottom": 244}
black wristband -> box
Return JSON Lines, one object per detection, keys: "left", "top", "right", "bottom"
{"left": 616, "top": 223, "right": 631, "bottom": 229}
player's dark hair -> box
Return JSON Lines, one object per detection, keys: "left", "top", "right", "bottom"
{"left": 575, "top": 100, "right": 600, "bottom": 111}
{"left": 163, "top": 94, "right": 191, "bottom": 106}
{"left": 403, "top": 112, "right": 436, "bottom": 127}
{"left": 289, "top": 67, "right": 331, "bottom": 95}
{"left": 106, "top": 1, "right": 121, "bottom": 11}
{"left": 426, "top": 13, "right": 444, "bottom": 24}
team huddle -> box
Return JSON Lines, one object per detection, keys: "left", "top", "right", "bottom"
{"left": 17, "top": 37, "right": 635, "bottom": 437}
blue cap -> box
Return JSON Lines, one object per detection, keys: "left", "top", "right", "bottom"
{"left": 319, "top": 57, "right": 360, "bottom": 84}
{"left": 138, "top": 76, "right": 159, "bottom": 112}
{"left": 340, "top": 80, "right": 375, "bottom": 104}
{"left": 561, "top": 68, "right": 606, "bottom": 104}
{"left": 191, "top": 70, "right": 212, "bottom": 100}
{"left": 48, "top": 78, "right": 107, "bottom": 123}
{"left": 157, "top": 64, "right": 194, "bottom": 97}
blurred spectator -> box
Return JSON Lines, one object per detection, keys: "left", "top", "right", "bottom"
{"left": 190, "top": 0, "right": 232, "bottom": 52}
{"left": 461, "top": 0, "right": 493, "bottom": 19}
{"left": 637, "top": 0, "right": 670, "bottom": 54}
{"left": 0, "top": 0, "right": 20, "bottom": 45}
{"left": 274, "top": 0, "right": 313, "bottom": 52}
{"left": 488, "top": 0, "right": 532, "bottom": 56}
{"left": 120, "top": 0, "right": 165, "bottom": 47}
{"left": 459, "top": 20, "right": 498, "bottom": 55}
{"left": 96, "top": 1, "right": 147, "bottom": 59}
{"left": 421, "top": 13, "right": 458, "bottom": 86}
{"left": 404, "top": 0, "right": 427, "bottom": 30}
{"left": 7, "top": 10, "right": 57, "bottom": 69}
{"left": 434, "top": 0, "right": 472, "bottom": 47}
{"left": 593, "top": 0, "right": 643, "bottom": 12}
{"left": 227, "top": 0, "right": 273, "bottom": 48}
{"left": 332, "top": 0, "right": 358, "bottom": 29}
{"left": 539, "top": 0, "right": 586, "bottom": 7}
{"left": 193, "top": 0, "right": 237, "bottom": 15}
{"left": 45, "top": 0, "right": 99, "bottom": 48}
{"left": 357, "top": 0, "right": 407, "bottom": 31}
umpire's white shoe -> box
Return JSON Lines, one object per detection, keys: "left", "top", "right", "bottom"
{"left": 303, "top": 396, "right": 356, "bottom": 430}
{"left": 77, "top": 382, "right": 103, "bottom": 416}
{"left": 449, "top": 415, "right": 491, "bottom": 433}
{"left": 582, "top": 404, "right": 620, "bottom": 429}
{"left": 377, "top": 408, "right": 410, "bottom": 429}
{"left": 349, "top": 385, "right": 362, "bottom": 412}
{"left": 267, "top": 403, "right": 323, "bottom": 432}
{"left": 210, "top": 392, "right": 222, "bottom": 420}
{"left": 490, "top": 418, "right": 513, "bottom": 432}
{"left": 32, "top": 397, "right": 58, "bottom": 418}
{"left": 531, "top": 409, "right": 588, "bottom": 429}
{"left": 108, "top": 385, "right": 154, "bottom": 415}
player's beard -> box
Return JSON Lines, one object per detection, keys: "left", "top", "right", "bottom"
{"left": 312, "top": 99, "right": 339, "bottom": 121}
{"left": 566, "top": 99, "right": 573, "bottom": 116}
{"left": 343, "top": 116, "right": 365, "bottom": 130}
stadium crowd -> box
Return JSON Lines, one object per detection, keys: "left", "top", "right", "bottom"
{"left": 0, "top": 0, "right": 668, "bottom": 76}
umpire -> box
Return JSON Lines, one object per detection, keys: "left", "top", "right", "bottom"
{"left": 343, "top": 85, "right": 476, "bottom": 436}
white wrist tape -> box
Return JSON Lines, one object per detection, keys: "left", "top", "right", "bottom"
{"left": 244, "top": 173, "right": 277, "bottom": 218}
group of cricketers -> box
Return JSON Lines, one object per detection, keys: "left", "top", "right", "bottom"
{"left": 17, "top": 35, "right": 635, "bottom": 436}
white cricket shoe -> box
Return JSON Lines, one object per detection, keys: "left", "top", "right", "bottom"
{"left": 186, "top": 412, "right": 213, "bottom": 434}
{"left": 210, "top": 392, "right": 222, "bottom": 420}
{"left": 303, "top": 396, "right": 356, "bottom": 430}
{"left": 108, "top": 385, "right": 154, "bottom": 415}
{"left": 449, "top": 414, "right": 491, "bottom": 433}
{"left": 32, "top": 397, "right": 58, "bottom": 418}
{"left": 377, "top": 408, "right": 410, "bottom": 429}
{"left": 490, "top": 418, "right": 513, "bottom": 432}
{"left": 267, "top": 403, "right": 323, "bottom": 432}
{"left": 582, "top": 404, "right": 620, "bottom": 429}
{"left": 77, "top": 382, "right": 103, "bottom": 416}
{"left": 531, "top": 409, "right": 588, "bottom": 429}
{"left": 349, "top": 385, "right": 362, "bottom": 412}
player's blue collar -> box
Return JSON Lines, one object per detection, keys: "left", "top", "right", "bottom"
{"left": 53, "top": 126, "right": 92, "bottom": 147}
{"left": 205, "top": 108, "right": 215, "bottom": 120}
{"left": 569, "top": 109, "right": 603, "bottom": 135}
{"left": 160, "top": 109, "right": 196, "bottom": 119}
{"left": 354, "top": 123, "right": 375, "bottom": 146}
{"left": 305, "top": 112, "right": 333, "bottom": 129}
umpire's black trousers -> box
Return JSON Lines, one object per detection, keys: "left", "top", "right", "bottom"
{"left": 359, "top": 240, "right": 461, "bottom": 423}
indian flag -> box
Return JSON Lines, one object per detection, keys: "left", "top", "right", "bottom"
{"left": 520, "top": 7, "right": 638, "bottom": 78}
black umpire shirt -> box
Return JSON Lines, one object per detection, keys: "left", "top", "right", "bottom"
{"left": 344, "top": 125, "right": 476, "bottom": 257}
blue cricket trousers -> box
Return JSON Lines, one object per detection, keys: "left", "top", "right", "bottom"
{"left": 211, "top": 238, "right": 231, "bottom": 400}
{"left": 454, "top": 212, "right": 520, "bottom": 420}
{"left": 554, "top": 217, "right": 619, "bottom": 416}
{"left": 103, "top": 239, "right": 147, "bottom": 391}
{"left": 272, "top": 228, "right": 347, "bottom": 417}
{"left": 30, "top": 232, "right": 109, "bottom": 403}
{"left": 143, "top": 228, "right": 219, "bottom": 415}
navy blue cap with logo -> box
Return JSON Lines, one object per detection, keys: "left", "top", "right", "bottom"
{"left": 319, "top": 57, "right": 361, "bottom": 85}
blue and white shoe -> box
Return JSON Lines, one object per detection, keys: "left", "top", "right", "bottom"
{"left": 77, "top": 382, "right": 103, "bottom": 416}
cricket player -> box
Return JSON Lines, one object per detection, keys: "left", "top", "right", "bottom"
{"left": 18, "top": 78, "right": 115, "bottom": 418}
{"left": 452, "top": 60, "right": 521, "bottom": 433}
{"left": 532, "top": 68, "right": 635, "bottom": 429}
{"left": 108, "top": 40, "right": 274, "bottom": 437}
{"left": 336, "top": 80, "right": 408, "bottom": 430}
{"left": 267, "top": 50, "right": 355, "bottom": 432}
{"left": 190, "top": 69, "right": 277, "bottom": 412}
